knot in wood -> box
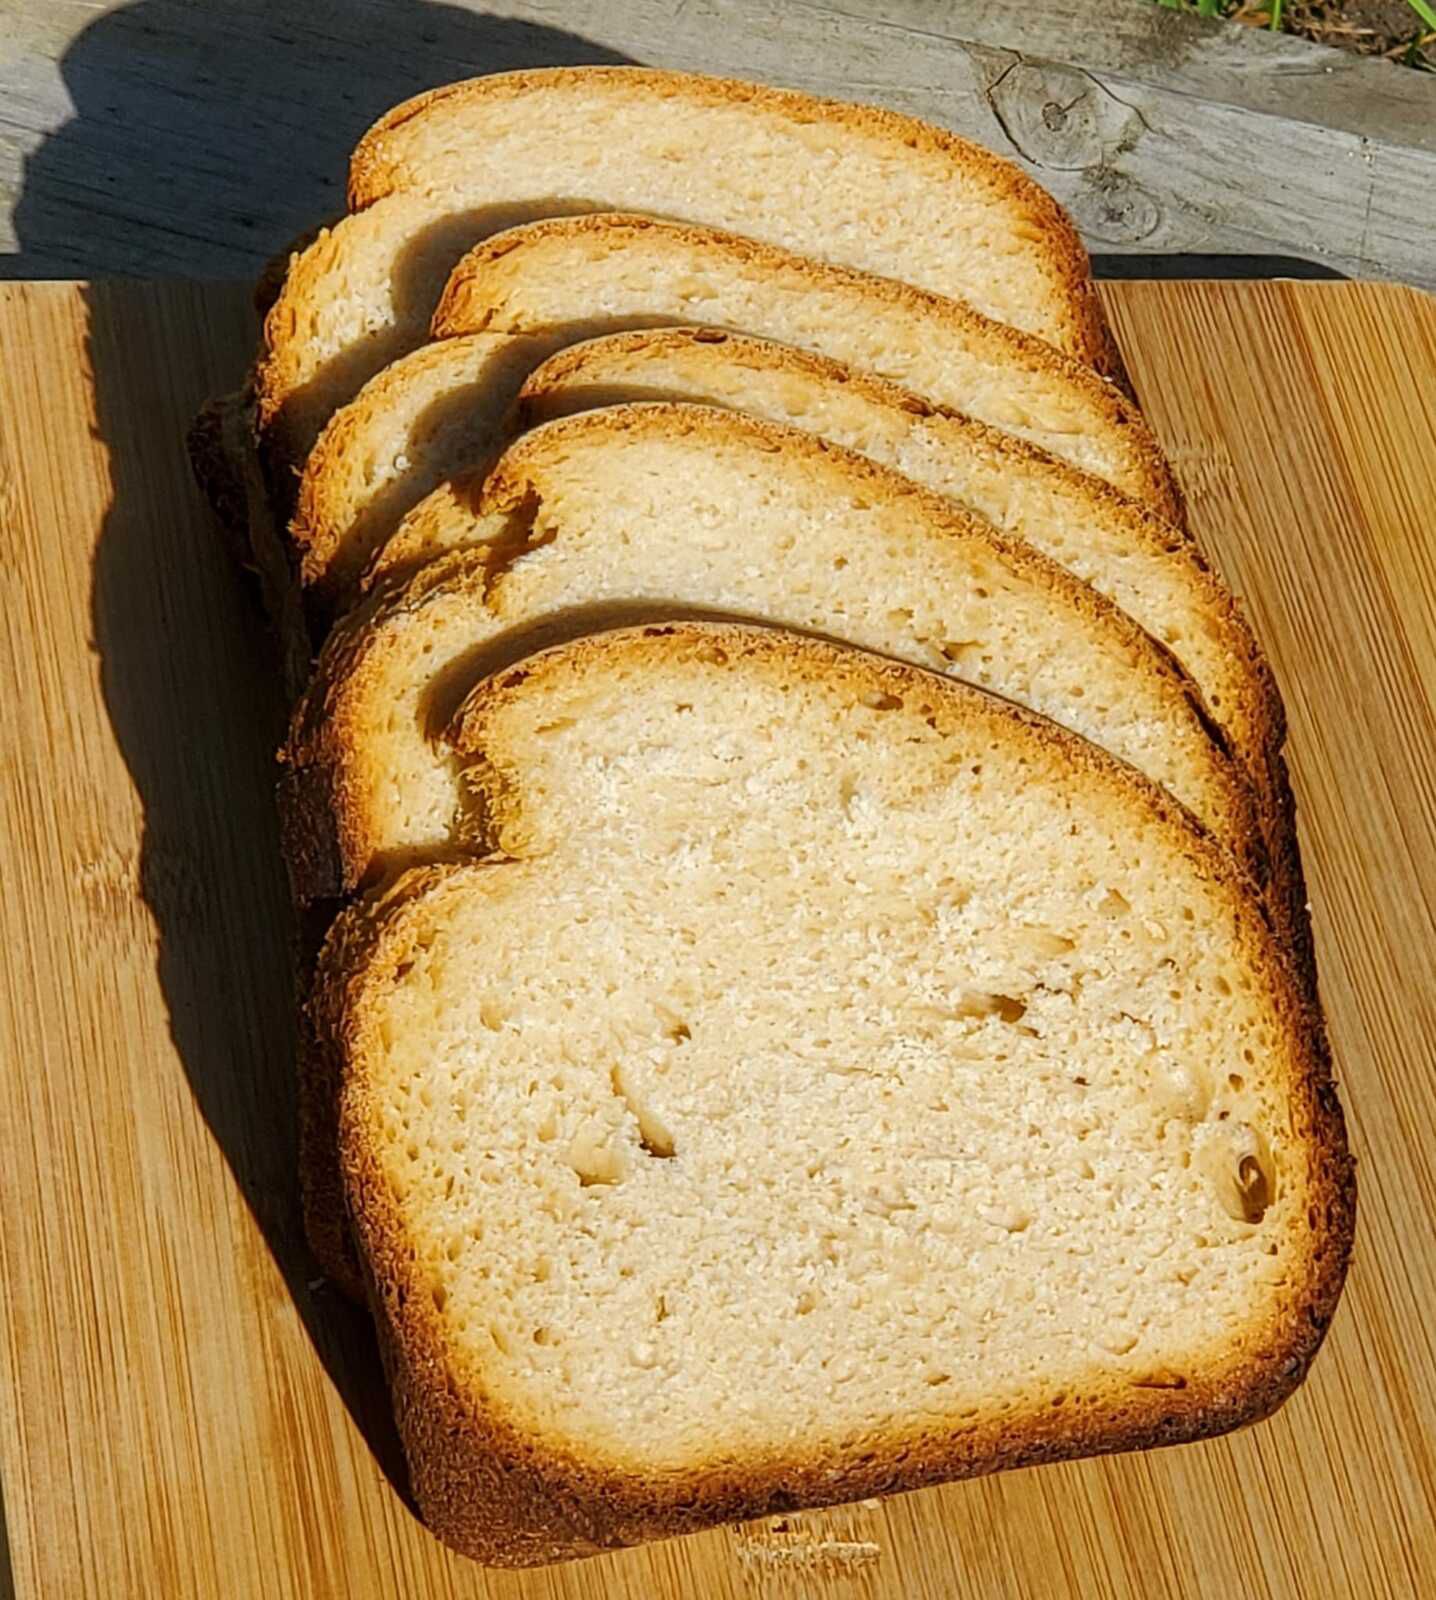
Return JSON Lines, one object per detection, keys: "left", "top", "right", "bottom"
{"left": 986, "top": 61, "right": 1108, "bottom": 169}
{"left": 1078, "top": 167, "right": 1163, "bottom": 245}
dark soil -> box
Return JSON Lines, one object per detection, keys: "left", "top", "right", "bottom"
{"left": 1231, "top": 0, "right": 1435, "bottom": 68}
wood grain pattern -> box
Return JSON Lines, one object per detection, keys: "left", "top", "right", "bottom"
{"left": 0, "top": 279, "right": 1433, "bottom": 1598}
{"left": 2, "top": 0, "right": 1434, "bottom": 285}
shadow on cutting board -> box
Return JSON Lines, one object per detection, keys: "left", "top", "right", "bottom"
{"left": 58, "top": 0, "right": 635, "bottom": 1531}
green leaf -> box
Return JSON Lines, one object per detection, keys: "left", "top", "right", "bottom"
{"left": 1404, "top": 0, "right": 1436, "bottom": 33}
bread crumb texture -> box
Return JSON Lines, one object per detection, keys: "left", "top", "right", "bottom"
{"left": 337, "top": 626, "right": 1347, "bottom": 1501}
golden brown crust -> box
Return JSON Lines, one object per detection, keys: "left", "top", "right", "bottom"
{"left": 347, "top": 66, "right": 1120, "bottom": 378}
{"left": 293, "top": 898, "right": 367, "bottom": 1301}
{"left": 1260, "top": 739, "right": 1319, "bottom": 1003}
{"left": 289, "top": 338, "right": 472, "bottom": 597}
{"left": 430, "top": 212, "right": 1181, "bottom": 524}
{"left": 315, "top": 622, "right": 1353, "bottom": 1565}
{"left": 186, "top": 392, "right": 255, "bottom": 573}
{"left": 254, "top": 221, "right": 335, "bottom": 320}
{"left": 288, "top": 331, "right": 555, "bottom": 624}
{"left": 278, "top": 577, "right": 415, "bottom": 905}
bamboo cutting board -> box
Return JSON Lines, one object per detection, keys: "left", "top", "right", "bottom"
{"left": 0, "top": 279, "right": 1433, "bottom": 1600}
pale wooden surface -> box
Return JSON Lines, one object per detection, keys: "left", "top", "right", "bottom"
{"left": 0, "top": 278, "right": 1433, "bottom": 1597}
{"left": 1, "top": 0, "right": 1434, "bottom": 285}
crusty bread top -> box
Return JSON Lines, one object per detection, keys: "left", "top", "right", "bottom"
{"left": 347, "top": 66, "right": 1117, "bottom": 375}
{"left": 429, "top": 213, "right": 1180, "bottom": 522}
{"left": 518, "top": 326, "right": 1281, "bottom": 779}
{"left": 321, "top": 620, "right": 1352, "bottom": 1562}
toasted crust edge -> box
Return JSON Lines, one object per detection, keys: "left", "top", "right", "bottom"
{"left": 317, "top": 621, "right": 1353, "bottom": 1566}
{"left": 346, "top": 65, "right": 1122, "bottom": 380}
{"left": 428, "top": 212, "right": 1174, "bottom": 523}
{"left": 186, "top": 386, "right": 314, "bottom": 699}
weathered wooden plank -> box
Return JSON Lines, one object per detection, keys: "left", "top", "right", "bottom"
{"left": 0, "top": 0, "right": 1432, "bottom": 284}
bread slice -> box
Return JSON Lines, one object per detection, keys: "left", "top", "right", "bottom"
{"left": 290, "top": 216, "right": 1177, "bottom": 617}
{"left": 314, "top": 620, "right": 1353, "bottom": 1565}
{"left": 285, "top": 402, "right": 1259, "bottom": 911}
{"left": 347, "top": 69, "right": 1115, "bottom": 372}
{"left": 279, "top": 54, "right": 1125, "bottom": 467}
{"left": 260, "top": 209, "right": 1164, "bottom": 512}
{"left": 292, "top": 323, "right": 1266, "bottom": 780}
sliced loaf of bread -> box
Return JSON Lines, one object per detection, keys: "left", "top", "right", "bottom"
{"left": 290, "top": 398, "right": 1264, "bottom": 1296}
{"left": 285, "top": 403, "right": 1258, "bottom": 908}
{"left": 257, "top": 67, "right": 1119, "bottom": 472}
{"left": 347, "top": 67, "right": 1114, "bottom": 370}
{"left": 291, "top": 327, "right": 1259, "bottom": 779}
{"left": 315, "top": 620, "right": 1352, "bottom": 1565}
{"left": 291, "top": 215, "right": 1177, "bottom": 617}
{"left": 516, "top": 328, "right": 1314, "bottom": 981}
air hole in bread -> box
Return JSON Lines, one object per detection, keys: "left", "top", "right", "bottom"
{"left": 1131, "top": 1369, "right": 1187, "bottom": 1390}
{"left": 955, "top": 992, "right": 1028, "bottom": 1025}
{"left": 568, "top": 1116, "right": 629, "bottom": 1187}
{"left": 612, "top": 1063, "right": 677, "bottom": 1159}
{"left": 1235, "top": 1155, "right": 1272, "bottom": 1223}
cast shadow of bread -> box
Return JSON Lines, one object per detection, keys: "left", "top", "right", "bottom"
{"left": 54, "top": 0, "right": 636, "bottom": 1526}
{"left": 83, "top": 278, "right": 417, "bottom": 1507}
